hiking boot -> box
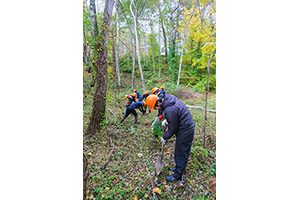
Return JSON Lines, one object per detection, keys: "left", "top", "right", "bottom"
{"left": 120, "top": 117, "right": 125, "bottom": 123}
{"left": 166, "top": 171, "right": 182, "bottom": 182}
{"left": 169, "top": 167, "right": 176, "bottom": 172}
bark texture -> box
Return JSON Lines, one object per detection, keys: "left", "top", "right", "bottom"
{"left": 86, "top": 0, "right": 115, "bottom": 136}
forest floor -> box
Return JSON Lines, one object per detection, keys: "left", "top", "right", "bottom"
{"left": 83, "top": 69, "right": 216, "bottom": 200}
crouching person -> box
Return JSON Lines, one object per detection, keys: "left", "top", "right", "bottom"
{"left": 120, "top": 101, "right": 146, "bottom": 124}
{"left": 146, "top": 94, "right": 195, "bottom": 182}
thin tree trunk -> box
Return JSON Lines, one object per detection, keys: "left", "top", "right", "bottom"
{"left": 150, "top": 22, "right": 155, "bottom": 73}
{"left": 131, "top": 34, "right": 136, "bottom": 90}
{"left": 159, "top": 3, "right": 168, "bottom": 65}
{"left": 110, "top": 21, "right": 117, "bottom": 103}
{"left": 83, "top": 29, "right": 88, "bottom": 64}
{"left": 130, "top": 0, "right": 146, "bottom": 92}
{"left": 116, "top": 1, "right": 121, "bottom": 88}
{"left": 202, "top": 52, "right": 212, "bottom": 148}
{"left": 161, "top": 17, "right": 168, "bottom": 64}
{"left": 86, "top": 0, "right": 115, "bottom": 136}
{"left": 175, "top": 0, "right": 198, "bottom": 90}
{"left": 202, "top": 23, "right": 215, "bottom": 148}
{"left": 158, "top": 22, "right": 161, "bottom": 77}
{"left": 83, "top": 153, "right": 89, "bottom": 200}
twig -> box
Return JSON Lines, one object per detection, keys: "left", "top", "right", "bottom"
{"left": 100, "top": 137, "right": 115, "bottom": 170}
{"left": 107, "top": 107, "right": 117, "bottom": 123}
{"left": 186, "top": 105, "right": 216, "bottom": 113}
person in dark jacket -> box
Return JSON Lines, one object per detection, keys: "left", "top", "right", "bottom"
{"left": 125, "top": 94, "right": 136, "bottom": 106}
{"left": 160, "top": 86, "right": 166, "bottom": 95}
{"left": 146, "top": 94, "right": 195, "bottom": 182}
{"left": 120, "top": 101, "right": 146, "bottom": 124}
{"left": 142, "top": 91, "right": 151, "bottom": 113}
{"left": 133, "top": 89, "right": 143, "bottom": 101}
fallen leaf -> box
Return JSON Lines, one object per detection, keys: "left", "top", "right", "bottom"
{"left": 134, "top": 196, "right": 137, "bottom": 200}
{"left": 165, "top": 152, "right": 170, "bottom": 155}
{"left": 153, "top": 187, "right": 161, "bottom": 193}
{"left": 88, "top": 152, "right": 92, "bottom": 156}
{"left": 87, "top": 193, "right": 93, "bottom": 199}
{"left": 137, "top": 153, "right": 143, "bottom": 157}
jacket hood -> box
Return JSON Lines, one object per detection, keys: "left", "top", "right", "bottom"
{"left": 161, "top": 94, "right": 176, "bottom": 110}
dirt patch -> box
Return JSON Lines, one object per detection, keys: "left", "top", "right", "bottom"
{"left": 208, "top": 177, "right": 216, "bottom": 193}
{"left": 176, "top": 88, "right": 202, "bottom": 99}
{"left": 144, "top": 121, "right": 151, "bottom": 127}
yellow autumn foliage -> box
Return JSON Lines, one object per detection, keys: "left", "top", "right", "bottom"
{"left": 176, "top": 0, "right": 216, "bottom": 68}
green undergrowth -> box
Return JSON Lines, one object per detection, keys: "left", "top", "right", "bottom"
{"left": 83, "top": 70, "right": 216, "bottom": 199}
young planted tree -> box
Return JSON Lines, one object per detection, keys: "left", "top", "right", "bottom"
{"left": 86, "top": 0, "right": 115, "bottom": 136}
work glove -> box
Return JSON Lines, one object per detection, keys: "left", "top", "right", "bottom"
{"left": 161, "top": 137, "right": 166, "bottom": 145}
{"left": 161, "top": 119, "right": 168, "bottom": 128}
{"left": 158, "top": 115, "right": 163, "bottom": 120}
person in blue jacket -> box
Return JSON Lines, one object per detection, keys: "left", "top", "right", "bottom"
{"left": 133, "top": 89, "right": 143, "bottom": 101}
{"left": 146, "top": 94, "right": 195, "bottom": 182}
{"left": 120, "top": 101, "right": 146, "bottom": 124}
{"left": 160, "top": 86, "right": 166, "bottom": 95}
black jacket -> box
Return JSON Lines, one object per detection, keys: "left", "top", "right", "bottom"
{"left": 162, "top": 94, "right": 195, "bottom": 140}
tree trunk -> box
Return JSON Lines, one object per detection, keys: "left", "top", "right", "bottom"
{"left": 130, "top": 0, "right": 146, "bottom": 92}
{"left": 202, "top": 52, "right": 212, "bottom": 148}
{"left": 83, "top": 29, "right": 88, "bottom": 64}
{"left": 202, "top": 22, "right": 215, "bottom": 148}
{"left": 83, "top": 153, "right": 89, "bottom": 200}
{"left": 131, "top": 34, "right": 136, "bottom": 90}
{"left": 110, "top": 21, "right": 117, "bottom": 103}
{"left": 116, "top": 1, "right": 121, "bottom": 88}
{"left": 159, "top": 3, "right": 168, "bottom": 65}
{"left": 158, "top": 22, "right": 161, "bottom": 77}
{"left": 176, "top": 0, "right": 198, "bottom": 90}
{"left": 150, "top": 22, "right": 155, "bottom": 73}
{"left": 86, "top": 0, "right": 115, "bottom": 136}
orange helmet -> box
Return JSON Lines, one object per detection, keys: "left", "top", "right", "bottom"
{"left": 133, "top": 89, "right": 136, "bottom": 92}
{"left": 133, "top": 93, "right": 137, "bottom": 97}
{"left": 160, "top": 86, "right": 164, "bottom": 89}
{"left": 151, "top": 87, "right": 159, "bottom": 94}
{"left": 145, "top": 94, "right": 158, "bottom": 112}
{"left": 144, "top": 90, "right": 149, "bottom": 94}
{"left": 125, "top": 95, "right": 128, "bottom": 98}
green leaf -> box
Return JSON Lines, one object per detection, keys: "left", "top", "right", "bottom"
{"left": 201, "top": 148, "right": 208, "bottom": 157}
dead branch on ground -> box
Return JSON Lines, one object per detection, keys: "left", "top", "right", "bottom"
{"left": 100, "top": 137, "right": 115, "bottom": 170}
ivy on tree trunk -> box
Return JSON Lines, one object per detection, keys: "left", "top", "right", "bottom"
{"left": 86, "top": 0, "right": 115, "bottom": 136}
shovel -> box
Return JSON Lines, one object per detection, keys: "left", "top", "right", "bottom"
{"left": 155, "top": 126, "right": 167, "bottom": 176}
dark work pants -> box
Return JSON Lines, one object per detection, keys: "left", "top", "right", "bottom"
{"left": 174, "top": 128, "right": 194, "bottom": 174}
{"left": 123, "top": 107, "right": 137, "bottom": 120}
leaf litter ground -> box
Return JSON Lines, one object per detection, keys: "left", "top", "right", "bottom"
{"left": 83, "top": 71, "right": 216, "bottom": 200}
